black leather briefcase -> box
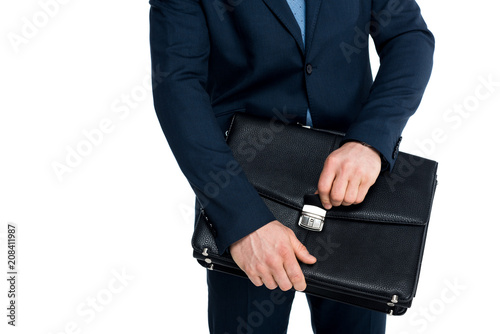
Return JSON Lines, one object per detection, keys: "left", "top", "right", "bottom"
{"left": 192, "top": 112, "right": 438, "bottom": 315}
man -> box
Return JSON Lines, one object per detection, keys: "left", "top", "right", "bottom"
{"left": 149, "top": 0, "right": 434, "bottom": 332}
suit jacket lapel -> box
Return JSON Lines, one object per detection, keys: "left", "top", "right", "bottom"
{"left": 261, "top": 0, "right": 305, "bottom": 54}
{"left": 305, "top": 0, "right": 322, "bottom": 54}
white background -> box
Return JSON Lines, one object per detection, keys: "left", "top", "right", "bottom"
{"left": 1, "top": 0, "right": 499, "bottom": 333}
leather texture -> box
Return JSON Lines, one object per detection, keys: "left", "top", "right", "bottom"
{"left": 192, "top": 113, "right": 438, "bottom": 315}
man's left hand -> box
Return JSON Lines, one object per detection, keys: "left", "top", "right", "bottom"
{"left": 317, "top": 141, "right": 381, "bottom": 208}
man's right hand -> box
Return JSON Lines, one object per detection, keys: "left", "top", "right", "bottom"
{"left": 229, "top": 220, "right": 317, "bottom": 291}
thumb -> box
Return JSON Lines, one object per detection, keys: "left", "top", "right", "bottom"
{"left": 289, "top": 233, "right": 317, "bottom": 264}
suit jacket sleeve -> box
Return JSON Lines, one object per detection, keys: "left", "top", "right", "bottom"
{"left": 149, "top": 0, "right": 276, "bottom": 254}
{"left": 342, "top": 0, "right": 435, "bottom": 171}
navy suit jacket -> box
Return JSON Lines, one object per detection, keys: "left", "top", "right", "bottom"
{"left": 149, "top": 0, "right": 434, "bottom": 254}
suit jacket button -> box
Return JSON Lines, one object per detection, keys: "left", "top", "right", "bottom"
{"left": 306, "top": 64, "right": 313, "bottom": 75}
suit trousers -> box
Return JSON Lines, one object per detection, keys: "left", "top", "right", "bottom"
{"left": 207, "top": 270, "right": 386, "bottom": 334}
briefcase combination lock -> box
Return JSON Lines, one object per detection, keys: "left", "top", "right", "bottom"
{"left": 298, "top": 195, "right": 327, "bottom": 232}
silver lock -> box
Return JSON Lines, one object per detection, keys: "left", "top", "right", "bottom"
{"left": 298, "top": 204, "right": 327, "bottom": 232}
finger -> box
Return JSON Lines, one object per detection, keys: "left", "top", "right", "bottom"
{"left": 342, "top": 180, "right": 360, "bottom": 206}
{"left": 247, "top": 274, "right": 264, "bottom": 287}
{"left": 264, "top": 242, "right": 294, "bottom": 291}
{"left": 283, "top": 255, "right": 307, "bottom": 291}
{"left": 271, "top": 268, "right": 293, "bottom": 291}
{"left": 260, "top": 273, "right": 278, "bottom": 290}
{"left": 317, "top": 160, "right": 336, "bottom": 209}
{"left": 354, "top": 181, "right": 371, "bottom": 204}
{"left": 285, "top": 232, "right": 315, "bottom": 291}
{"left": 290, "top": 235, "right": 317, "bottom": 264}
{"left": 330, "top": 176, "right": 348, "bottom": 207}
